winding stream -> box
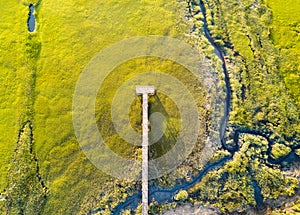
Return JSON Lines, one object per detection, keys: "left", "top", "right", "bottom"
{"left": 90, "top": 1, "right": 299, "bottom": 214}
{"left": 109, "top": 156, "right": 232, "bottom": 215}
{"left": 198, "top": 0, "right": 233, "bottom": 153}
{"left": 89, "top": 2, "right": 235, "bottom": 214}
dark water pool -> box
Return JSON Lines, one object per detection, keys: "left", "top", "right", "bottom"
{"left": 28, "top": 4, "right": 36, "bottom": 32}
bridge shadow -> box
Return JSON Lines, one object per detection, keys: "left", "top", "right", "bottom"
{"left": 149, "top": 94, "right": 183, "bottom": 160}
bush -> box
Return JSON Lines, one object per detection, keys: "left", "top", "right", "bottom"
{"left": 174, "top": 190, "right": 188, "bottom": 201}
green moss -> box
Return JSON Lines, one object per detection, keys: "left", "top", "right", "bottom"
{"left": 210, "top": 150, "right": 231, "bottom": 162}
{"left": 6, "top": 123, "right": 47, "bottom": 214}
{"left": 292, "top": 203, "right": 300, "bottom": 212}
{"left": 271, "top": 143, "right": 292, "bottom": 159}
{"left": 189, "top": 134, "right": 297, "bottom": 212}
{"left": 174, "top": 190, "right": 188, "bottom": 201}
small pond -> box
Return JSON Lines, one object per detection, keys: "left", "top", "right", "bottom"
{"left": 28, "top": 4, "right": 36, "bottom": 32}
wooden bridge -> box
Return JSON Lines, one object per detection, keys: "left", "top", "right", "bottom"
{"left": 136, "top": 86, "right": 155, "bottom": 215}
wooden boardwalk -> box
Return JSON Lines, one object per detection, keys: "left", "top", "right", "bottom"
{"left": 136, "top": 86, "right": 155, "bottom": 215}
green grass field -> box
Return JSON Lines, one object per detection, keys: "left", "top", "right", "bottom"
{"left": 265, "top": 0, "right": 300, "bottom": 106}
{"left": 1, "top": 0, "right": 300, "bottom": 214}
{"left": 95, "top": 57, "right": 206, "bottom": 159}
{"left": 0, "top": 1, "right": 28, "bottom": 190}
{"left": 0, "top": 0, "right": 190, "bottom": 213}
